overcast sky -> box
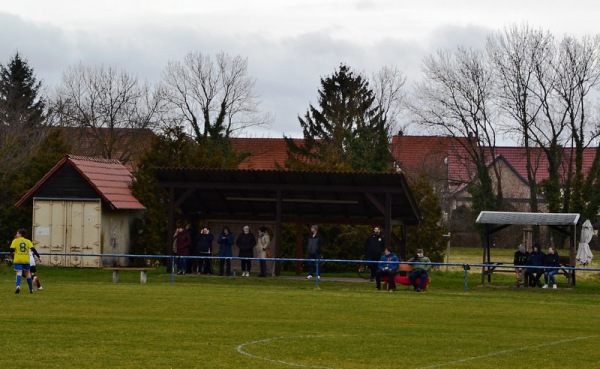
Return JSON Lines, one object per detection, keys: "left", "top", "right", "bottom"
{"left": 2, "top": 1, "right": 599, "bottom": 138}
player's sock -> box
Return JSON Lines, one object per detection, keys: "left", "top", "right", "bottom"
{"left": 16, "top": 274, "right": 22, "bottom": 287}
{"left": 27, "top": 278, "right": 33, "bottom": 292}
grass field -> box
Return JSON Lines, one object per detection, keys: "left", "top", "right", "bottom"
{"left": 2, "top": 248, "right": 600, "bottom": 369}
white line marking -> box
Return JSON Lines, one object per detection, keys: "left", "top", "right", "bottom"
{"left": 418, "top": 336, "right": 596, "bottom": 369}
{"left": 236, "top": 335, "right": 343, "bottom": 369}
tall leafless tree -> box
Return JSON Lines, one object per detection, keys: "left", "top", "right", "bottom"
{"left": 161, "top": 51, "right": 272, "bottom": 142}
{"left": 411, "top": 47, "right": 503, "bottom": 213}
{"left": 52, "top": 63, "right": 162, "bottom": 168}
{"left": 371, "top": 65, "right": 407, "bottom": 135}
{"left": 487, "top": 25, "right": 555, "bottom": 215}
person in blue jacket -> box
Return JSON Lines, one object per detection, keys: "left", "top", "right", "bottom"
{"left": 375, "top": 247, "right": 400, "bottom": 292}
{"left": 217, "top": 226, "right": 234, "bottom": 276}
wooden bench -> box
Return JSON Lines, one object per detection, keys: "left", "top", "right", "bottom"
{"left": 103, "top": 267, "right": 155, "bottom": 284}
{"left": 483, "top": 259, "right": 575, "bottom": 286}
{"left": 381, "top": 264, "right": 431, "bottom": 291}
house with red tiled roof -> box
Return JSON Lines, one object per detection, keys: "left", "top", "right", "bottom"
{"left": 390, "top": 134, "right": 599, "bottom": 214}
{"left": 16, "top": 155, "right": 145, "bottom": 268}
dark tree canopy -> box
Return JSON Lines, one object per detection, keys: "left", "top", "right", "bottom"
{"left": 285, "top": 64, "right": 392, "bottom": 172}
{"left": 0, "top": 52, "right": 45, "bottom": 130}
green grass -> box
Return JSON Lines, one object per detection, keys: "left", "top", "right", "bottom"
{"left": 2, "top": 252, "right": 600, "bottom": 369}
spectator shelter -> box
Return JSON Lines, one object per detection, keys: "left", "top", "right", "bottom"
{"left": 476, "top": 211, "right": 579, "bottom": 286}
{"left": 155, "top": 168, "right": 421, "bottom": 272}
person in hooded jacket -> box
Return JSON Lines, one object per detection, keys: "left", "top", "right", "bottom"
{"left": 513, "top": 244, "right": 530, "bottom": 287}
{"left": 526, "top": 243, "right": 545, "bottom": 287}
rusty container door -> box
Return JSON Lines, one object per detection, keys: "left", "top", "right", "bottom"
{"left": 66, "top": 200, "right": 102, "bottom": 267}
{"left": 32, "top": 199, "right": 102, "bottom": 268}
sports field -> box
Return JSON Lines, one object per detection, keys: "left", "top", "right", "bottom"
{"left": 2, "top": 252, "right": 600, "bottom": 369}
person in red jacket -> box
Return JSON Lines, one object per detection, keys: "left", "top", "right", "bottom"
{"left": 173, "top": 225, "right": 191, "bottom": 275}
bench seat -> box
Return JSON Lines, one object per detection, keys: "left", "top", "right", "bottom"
{"left": 381, "top": 275, "right": 430, "bottom": 290}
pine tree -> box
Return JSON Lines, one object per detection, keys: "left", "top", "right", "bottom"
{"left": 0, "top": 52, "right": 45, "bottom": 130}
{"left": 284, "top": 64, "right": 391, "bottom": 172}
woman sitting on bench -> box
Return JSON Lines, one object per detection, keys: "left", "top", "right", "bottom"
{"left": 375, "top": 247, "right": 400, "bottom": 292}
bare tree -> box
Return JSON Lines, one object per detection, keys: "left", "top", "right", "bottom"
{"left": 161, "top": 51, "right": 272, "bottom": 142}
{"left": 553, "top": 35, "right": 600, "bottom": 215}
{"left": 52, "top": 63, "right": 162, "bottom": 166}
{"left": 410, "top": 46, "right": 502, "bottom": 212}
{"left": 371, "top": 65, "right": 407, "bottom": 134}
{"left": 487, "top": 25, "right": 555, "bottom": 215}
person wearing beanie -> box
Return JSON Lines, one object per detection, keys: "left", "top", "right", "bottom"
{"left": 526, "top": 243, "right": 545, "bottom": 287}
{"left": 513, "top": 244, "right": 530, "bottom": 287}
{"left": 407, "top": 249, "right": 431, "bottom": 292}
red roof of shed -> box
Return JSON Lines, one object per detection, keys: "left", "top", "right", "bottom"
{"left": 16, "top": 155, "right": 145, "bottom": 210}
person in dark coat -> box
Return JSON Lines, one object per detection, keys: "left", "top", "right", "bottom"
{"left": 543, "top": 246, "right": 561, "bottom": 289}
{"left": 365, "top": 226, "right": 385, "bottom": 282}
{"left": 306, "top": 225, "right": 324, "bottom": 279}
{"left": 236, "top": 225, "right": 257, "bottom": 277}
{"left": 217, "top": 226, "right": 234, "bottom": 276}
{"left": 198, "top": 227, "right": 214, "bottom": 275}
{"left": 526, "top": 243, "right": 545, "bottom": 287}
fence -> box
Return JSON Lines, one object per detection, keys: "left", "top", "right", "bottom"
{"left": 2, "top": 252, "right": 598, "bottom": 292}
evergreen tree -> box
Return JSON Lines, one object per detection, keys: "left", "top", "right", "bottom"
{"left": 284, "top": 64, "right": 392, "bottom": 172}
{"left": 0, "top": 52, "right": 45, "bottom": 130}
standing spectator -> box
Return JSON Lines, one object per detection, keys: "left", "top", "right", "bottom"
{"left": 527, "top": 243, "right": 545, "bottom": 287}
{"left": 375, "top": 247, "right": 399, "bottom": 292}
{"left": 29, "top": 249, "right": 43, "bottom": 291}
{"left": 365, "top": 226, "right": 385, "bottom": 282}
{"left": 407, "top": 249, "right": 431, "bottom": 292}
{"left": 256, "top": 226, "right": 270, "bottom": 277}
{"left": 198, "top": 227, "right": 214, "bottom": 275}
{"left": 236, "top": 225, "right": 257, "bottom": 277}
{"left": 543, "top": 246, "right": 561, "bottom": 289}
{"left": 173, "top": 225, "right": 191, "bottom": 275}
{"left": 10, "top": 229, "right": 39, "bottom": 294}
{"left": 513, "top": 244, "right": 530, "bottom": 287}
{"left": 306, "top": 225, "right": 324, "bottom": 280}
{"left": 217, "top": 226, "right": 234, "bottom": 276}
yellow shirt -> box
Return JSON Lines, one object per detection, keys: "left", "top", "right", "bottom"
{"left": 10, "top": 237, "right": 33, "bottom": 264}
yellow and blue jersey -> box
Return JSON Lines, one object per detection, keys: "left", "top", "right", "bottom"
{"left": 10, "top": 237, "right": 34, "bottom": 264}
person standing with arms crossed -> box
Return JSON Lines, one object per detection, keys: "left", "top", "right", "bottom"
{"left": 10, "top": 228, "right": 40, "bottom": 294}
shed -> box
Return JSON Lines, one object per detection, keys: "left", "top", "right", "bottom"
{"left": 15, "top": 155, "right": 145, "bottom": 267}
{"left": 476, "top": 211, "right": 579, "bottom": 286}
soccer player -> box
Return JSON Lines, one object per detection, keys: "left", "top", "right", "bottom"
{"left": 29, "top": 248, "right": 43, "bottom": 291}
{"left": 10, "top": 228, "right": 40, "bottom": 294}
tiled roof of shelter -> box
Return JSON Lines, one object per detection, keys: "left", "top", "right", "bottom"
{"left": 230, "top": 137, "right": 304, "bottom": 170}
{"left": 16, "top": 155, "right": 145, "bottom": 210}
